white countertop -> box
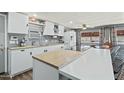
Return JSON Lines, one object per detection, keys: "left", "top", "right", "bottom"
{"left": 8, "top": 44, "right": 64, "bottom": 50}
{"left": 117, "top": 42, "right": 124, "bottom": 45}
{"left": 59, "top": 48, "right": 114, "bottom": 80}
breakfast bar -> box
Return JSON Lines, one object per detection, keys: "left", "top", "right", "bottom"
{"left": 32, "top": 48, "right": 114, "bottom": 80}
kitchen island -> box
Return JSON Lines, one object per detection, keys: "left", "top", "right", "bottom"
{"left": 32, "top": 48, "right": 114, "bottom": 80}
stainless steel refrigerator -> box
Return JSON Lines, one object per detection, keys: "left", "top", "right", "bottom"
{"left": 0, "top": 14, "right": 6, "bottom": 73}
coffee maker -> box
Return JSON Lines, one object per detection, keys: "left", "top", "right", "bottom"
{"left": 18, "top": 38, "right": 26, "bottom": 47}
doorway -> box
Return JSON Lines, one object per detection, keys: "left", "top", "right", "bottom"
{"left": 0, "top": 14, "right": 7, "bottom": 73}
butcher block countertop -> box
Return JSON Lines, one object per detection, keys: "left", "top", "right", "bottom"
{"left": 32, "top": 50, "right": 82, "bottom": 69}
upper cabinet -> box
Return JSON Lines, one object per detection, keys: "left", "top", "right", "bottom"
{"left": 54, "top": 24, "right": 59, "bottom": 35}
{"left": 43, "top": 21, "right": 54, "bottom": 35}
{"left": 8, "top": 12, "right": 28, "bottom": 34}
{"left": 117, "top": 30, "right": 124, "bottom": 36}
{"left": 43, "top": 21, "right": 64, "bottom": 36}
{"left": 81, "top": 32, "right": 99, "bottom": 37}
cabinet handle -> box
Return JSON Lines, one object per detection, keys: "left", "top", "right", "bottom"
{"left": 44, "top": 50, "right": 48, "bottom": 52}
{"left": 30, "top": 52, "right": 32, "bottom": 55}
{"left": 20, "top": 50, "right": 25, "bottom": 52}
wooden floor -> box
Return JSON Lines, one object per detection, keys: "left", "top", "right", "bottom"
{"left": 0, "top": 69, "right": 124, "bottom": 80}
{"left": 0, "top": 70, "right": 32, "bottom": 80}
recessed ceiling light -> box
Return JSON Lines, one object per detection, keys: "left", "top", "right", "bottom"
{"left": 33, "top": 14, "right": 37, "bottom": 17}
{"left": 69, "top": 21, "right": 73, "bottom": 24}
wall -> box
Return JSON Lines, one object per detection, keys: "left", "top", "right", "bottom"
{"left": 117, "top": 36, "right": 124, "bottom": 42}
{"left": 8, "top": 34, "right": 63, "bottom": 47}
{"left": 8, "top": 34, "right": 28, "bottom": 47}
{"left": 115, "top": 26, "right": 124, "bottom": 42}
{"left": 40, "top": 36, "right": 63, "bottom": 45}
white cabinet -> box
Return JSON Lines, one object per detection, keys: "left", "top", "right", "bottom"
{"left": 8, "top": 49, "right": 32, "bottom": 76}
{"left": 43, "top": 21, "right": 65, "bottom": 36}
{"left": 33, "top": 59, "right": 59, "bottom": 80}
{"left": 58, "top": 25, "right": 64, "bottom": 36}
{"left": 8, "top": 12, "right": 28, "bottom": 34}
{"left": 34, "top": 45, "right": 64, "bottom": 54}
{"left": 45, "top": 44, "right": 64, "bottom": 52}
{"left": 33, "top": 47, "right": 51, "bottom": 54}
{"left": 32, "top": 47, "right": 44, "bottom": 56}
{"left": 43, "top": 21, "right": 54, "bottom": 35}
{"left": 51, "top": 45, "right": 64, "bottom": 50}
{"left": 8, "top": 44, "right": 64, "bottom": 76}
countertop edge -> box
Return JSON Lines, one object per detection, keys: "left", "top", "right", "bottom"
{"left": 32, "top": 56, "right": 59, "bottom": 69}
{"left": 32, "top": 50, "right": 82, "bottom": 69}
{"left": 8, "top": 44, "right": 64, "bottom": 50}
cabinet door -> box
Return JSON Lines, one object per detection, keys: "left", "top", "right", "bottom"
{"left": 47, "top": 45, "right": 64, "bottom": 52}
{"left": 32, "top": 47, "right": 44, "bottom": 56}
{"left": 10, "top": 49, "right": 32, "bottom": 75}
{"left": 43, "top": 21, "right": 54, "bottom": 35}
{"left": 58, "top": 45, "right": 64, "bottom": 50}
{"left": 59, "top": 25, "right": 64, "bottom": 36}
{"left": 33, "top": 59, "right": 59, "bottom": 80}
{"left": 8, "top": 12, "right": 28, "bottom": 34}
{"left": 51, "top": 45, "right": 61, "bottom": 50}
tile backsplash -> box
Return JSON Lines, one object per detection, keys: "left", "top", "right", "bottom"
{"left": 30, "top": 35, "right": 64, "bottom": 46}
{"left": 8, "top": 33, "right": 28, "bottom": 47}
{"left": 8, "top": 34, "right": 64, "bottom": 47}
{"left": 40, "top": 36, "right": 59, "bottom": 45}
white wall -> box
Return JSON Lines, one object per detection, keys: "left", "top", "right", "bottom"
{"left": 115, "top": 26, "right": 124, "bottom": 42}
{"left": 117, "top": 36, "right": 124, "bottom": 42}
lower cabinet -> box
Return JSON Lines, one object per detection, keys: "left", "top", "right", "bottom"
{"left": 8, "top": 44, "right": 64, "bottom": 76}
{"left": 8, "top": 49, "right": 33, "bottom": 76}
{"left": 33, "top": 59, "right": 59, "bottom": 80}
{"left": 32, "top": 47, "right": 44, "bottom": 56}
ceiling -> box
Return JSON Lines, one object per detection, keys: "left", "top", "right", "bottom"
{"left": 27, "top": 12, "right": 124, "bottom": 28}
